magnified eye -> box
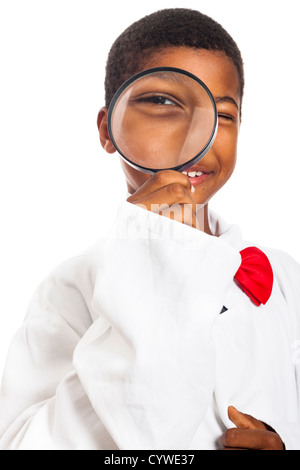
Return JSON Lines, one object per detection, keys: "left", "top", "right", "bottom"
{"left": 108, "top": 67, "right": 218, "bottom": 172}
{"left": 142, "top": 95, "right": 176, "bottom": 106}
{"left": 133, "top": 93, "right": 182, "bottom": 107}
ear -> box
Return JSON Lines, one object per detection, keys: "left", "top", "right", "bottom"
{"left": 97, "top": 106, "right": 116, "bottom": 154}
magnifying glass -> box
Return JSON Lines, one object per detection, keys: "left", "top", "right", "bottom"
{"left": 107, "top": 67, "right": 218, "bottom": 174}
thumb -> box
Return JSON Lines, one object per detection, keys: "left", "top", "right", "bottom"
{"left": 228, "top": 405, "right": 266, "bottom": 430}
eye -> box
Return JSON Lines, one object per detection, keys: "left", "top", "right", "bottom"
{"left": 134, "top": 93, "right": 182, "bottom": 107}
{"left": 145, "top": 95, "right": 176, "bottom": 106}
{"left": 217, "top": 112, "right": 236, "bottom": 122}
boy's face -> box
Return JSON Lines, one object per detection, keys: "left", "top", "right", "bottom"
{"left": 99, "top": 47, "right": 241, "bottom": 206}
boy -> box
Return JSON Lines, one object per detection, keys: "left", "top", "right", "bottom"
{"left": 0, "top": 8, "right": 298, "bottom": 450}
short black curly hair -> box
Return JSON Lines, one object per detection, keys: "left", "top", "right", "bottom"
{"left": 104, "top": 8, "right": 244, "bottom": 109}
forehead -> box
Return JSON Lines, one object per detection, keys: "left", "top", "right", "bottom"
{"left": 143, "top": 47, "right": 241, "bottom": 108}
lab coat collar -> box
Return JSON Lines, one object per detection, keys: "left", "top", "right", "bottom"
{"left": 125, "top": 191, "right": 244, "bottom": 251}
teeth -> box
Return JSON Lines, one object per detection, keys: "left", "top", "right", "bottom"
{"left": 182, "top": 171, "right": 203, "bottom": 177}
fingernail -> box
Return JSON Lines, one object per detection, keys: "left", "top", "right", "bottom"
{"left": 191, "top": 185, "right": 195, "bottom": 193}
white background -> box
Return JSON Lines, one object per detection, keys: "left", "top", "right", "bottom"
{"left": 0, "top": 0, "right": 299, "bottom": 376}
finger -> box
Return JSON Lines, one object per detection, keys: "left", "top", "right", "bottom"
{"left": 221, "top": 428, "right": 284, "bottom": 450}
{"left": 227, "top": 406, "right": 266, "bottom": 430}
{"left": 132, "top": 183, "right": 197, "bottom": 215}
{"left": 127, "top": 170, "right": 194, "bottom": 202}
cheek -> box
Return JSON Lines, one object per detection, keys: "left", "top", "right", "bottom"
{"left": 120, "top": 158, "right": 151, "bottom": 192}
{"left": 213, "top": 126, "right": 239, "bottom": 175}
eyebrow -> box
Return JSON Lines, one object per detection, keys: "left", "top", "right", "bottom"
{"left": 215, "top": 96, "right": 239, "bottom": 110}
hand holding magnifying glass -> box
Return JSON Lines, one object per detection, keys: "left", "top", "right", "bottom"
{"left": 127, "top": 169, "right": 199, "bottom": 228}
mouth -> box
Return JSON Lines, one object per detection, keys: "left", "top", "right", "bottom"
{"left": 182, "top": 165, "right": 213, "bottom": 188}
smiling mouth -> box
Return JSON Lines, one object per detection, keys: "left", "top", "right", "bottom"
{"left": 182, "top": 167, "right": 213, "bottom": 187}
{"left": 182, "top": 170, "right": 204, "bottom": 177}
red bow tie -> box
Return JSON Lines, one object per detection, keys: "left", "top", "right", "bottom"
{"left": 234, "top": 247, "right": 273, "bottom": 306}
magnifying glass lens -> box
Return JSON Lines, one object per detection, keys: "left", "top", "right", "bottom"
{"left": 108, "top": 68, "right": 217, "bottom": 173}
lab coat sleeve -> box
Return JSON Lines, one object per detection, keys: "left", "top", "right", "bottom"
{"left": 73, "top": 201, "right": 241, "bottom": 450}
{"left": 0, "top": 257, "right": 117, "bottom": 450}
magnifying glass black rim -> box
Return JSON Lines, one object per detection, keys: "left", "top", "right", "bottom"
{"left": 107, "top": 66, "right": 218, "bottom": 175}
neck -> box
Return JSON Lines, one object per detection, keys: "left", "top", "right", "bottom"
{"left": 196, "top": 203, "right": 213, "bottom": 235}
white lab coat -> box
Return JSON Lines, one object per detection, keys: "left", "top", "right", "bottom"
{"left": 0, "top": 201, "right": 300, "bottom": 450}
